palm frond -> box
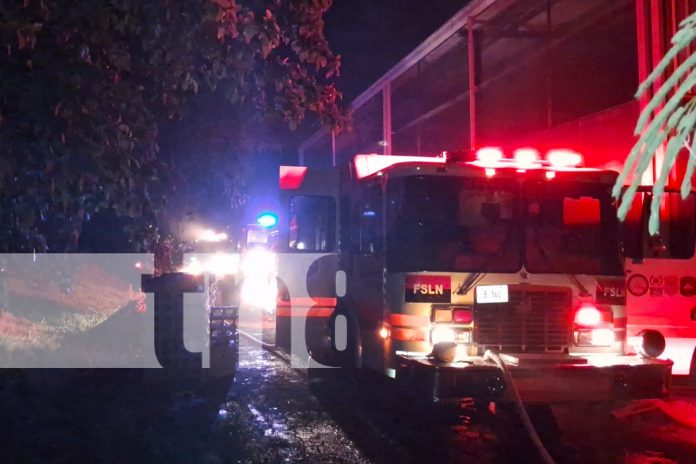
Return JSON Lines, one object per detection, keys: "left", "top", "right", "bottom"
{"left": 614, "top": 12, "right": 696, "bottom": 235}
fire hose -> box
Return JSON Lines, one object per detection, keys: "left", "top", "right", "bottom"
{"left": 238, "top": 321, "right": 557, "bottom": 463}
{"left": 484, "top": 350, "right": 557, "bottom": 464}
{"left": 238, "top": 328, "right": 276, "bottom": 348}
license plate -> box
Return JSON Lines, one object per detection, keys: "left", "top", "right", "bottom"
{"left": 476, "top": 285, "right": 509, "bottom": 303}
{"left": 455, "top": 330, "right": 471, "bottom": 344}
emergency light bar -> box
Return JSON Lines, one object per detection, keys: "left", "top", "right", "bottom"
{"left": 353, "top": 153, "right": 446, "bottom": 179}
{"left": 351, "top": 147, "right": 585, "bottom": 180}
{"left": 473, "top": 147, "right": 584, "bottom": 169}
{"left": 513, "top": 148, "right": 540, "bottom": 166}
{"left": 257, "top": 212, "right": 278, "bottom": 228}
{"left": 476, "top": 147, "right": 503, "bottom": 165}
{"left": 546, "top": 149, "right": 584, "bottom": 168}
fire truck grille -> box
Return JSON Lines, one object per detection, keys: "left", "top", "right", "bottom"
{"left": 474, "top": 289, "right": 571, "bottom": 352}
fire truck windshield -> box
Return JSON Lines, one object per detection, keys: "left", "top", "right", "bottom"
{"left": 523, "top": 180, "right": 623, "bottom": 276}
{"left": 385, "top": 175, "right": 623, "bottom": 276}
{"left": 386, "top": 176, "right": 521, "bottom": 273}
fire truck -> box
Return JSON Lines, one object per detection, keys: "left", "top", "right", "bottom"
{"left": 275, "top": 148, "right": 673, "bottom": 404}
{"left": 619, "top": 186, "right": 696, "bottom": 379}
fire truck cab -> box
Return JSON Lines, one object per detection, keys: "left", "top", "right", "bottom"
{"left": 276, "top": 149, "right": 673, "bottom": 403}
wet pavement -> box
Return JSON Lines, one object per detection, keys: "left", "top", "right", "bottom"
{"left": 217, "top": 343, "right": 368, "bottom": 463}
{"left": 219, "top": 341, "right": 530, "bottom": 464}
{"left": 2, "top": 342, "right": 695, "bottom": 463}
{"left": 219, "top": 339, "right": 696, "bottom": 464}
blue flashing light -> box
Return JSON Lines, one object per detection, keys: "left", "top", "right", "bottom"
{"left": 257, "top": 212, "right": 278, "bottom": 228}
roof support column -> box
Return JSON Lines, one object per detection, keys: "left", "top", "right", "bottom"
{"left": 635, "top": 0, "right": 650, "bottom": 111}
{"left": 635, "top": 0, "right": 658, "bottom": 184}
{"left": 331, "top": 130, "right": 337, "bottom": 167}
{"left": 649, "top": 0, "right": 665, "bottom": 184}
{"left": 382, "top": 82, "right": 392, "bottom": 156}
{"left": 468, "top": 16, "right": 477, "bottom": 151}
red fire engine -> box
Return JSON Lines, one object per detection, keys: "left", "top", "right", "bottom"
{"left": 619, "top": 186, "right": 696, "bottom": 378}
{"left": 274, "top": 148, "right": 673, "bottom": 403}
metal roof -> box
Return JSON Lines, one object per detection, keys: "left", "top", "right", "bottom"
{"left": 298, "top": 0, "right": 500, "bottom": 157}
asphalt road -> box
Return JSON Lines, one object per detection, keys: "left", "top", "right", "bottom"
{"left": 220, "top": 340, "right": 696, "bottom": 464}
{"left": 2, "top": 342, "right": 694, "bottom": 464}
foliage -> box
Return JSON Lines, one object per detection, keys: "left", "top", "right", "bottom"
{"left": 614, "top": 12, "right": 696, "bottom": 235}
{"left": 0, "top": 0, "right": 346, "bottom": 252}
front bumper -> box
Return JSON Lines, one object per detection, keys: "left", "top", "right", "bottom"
{"left": 395, "top": 353, "right": 673, "bottom": 404}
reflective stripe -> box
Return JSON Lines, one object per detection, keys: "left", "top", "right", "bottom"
{"left": 391, "top": 327, "right": 427, "bottom": 341}
{"left": 390, "top": 313, "right": 429, "bottom": 341}
{"left": 389, "top": 313, "right": 430, "bottom": 327}
{"left": 614, "top": 316, "right": 627, "bottom": 329}
{"left": 395, "top": 350, "right": 430, "bottom": 357}
{"left": 276, "top": 307, "right": 335, "bottom": 318}
{"left": 277, "top": 297, "right": 337, "bottom": 308}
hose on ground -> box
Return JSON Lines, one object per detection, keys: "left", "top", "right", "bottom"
{"left": 484, "top": 350, "right": 556, "bottom": 464}
{"left": 238, "top": 328, "right": 276, "bottom": 348}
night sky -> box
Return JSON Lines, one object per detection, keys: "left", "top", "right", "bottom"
{"left": 247, "top": 1, "right": 467, "bottom": 216}
{"left": 325, "top": 0, "right": 468, "bottom": 101}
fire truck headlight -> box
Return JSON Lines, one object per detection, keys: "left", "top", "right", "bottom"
{"left": 634, "top": 329, "right": 666, "bottom": 358}
{"left": 182, "top": 257, "right": 203, "bottom": 275}
{"left": 575, "top": 328, "right": 614, "bottom": 346}
{"left": 198, "top": 229, "right": 228, "bottom": 242}
{"left": 430, "top": 326, "right": 456, "bottom": 345}
{"left": 575, "top": 328, "right": 616, "bottom": 346}
{"left": 590, "top": 328, "right": 615, "bottom": 346}
{"left": 242, "top": 249, "right": 276, "bottom": 277}
{"left": 240, "top": 277, "right": 277, "bottom": 311}
{"left": 206, "top": 253, "right": 239, "bottom": 277}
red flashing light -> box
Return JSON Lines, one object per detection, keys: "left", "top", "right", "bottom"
{"left": 452, "top": 308, "right": 473, "bottom": 324}
{"left": 476, "top": 147, "right": 503, "bottom": 165}
{"left": 279, "top": 166, "right": 308, "bottom": 190}
{"left": 575, "top": 304, "right": 602, "bottom": 326}
{"left": 513, "top": 148, "right": 540, "bottom": 166}
{"left": 547, "top": 149, "right": 583, "bottom": 168}
{"left": 353, "top": 154, "right": 446, "bottom": 179}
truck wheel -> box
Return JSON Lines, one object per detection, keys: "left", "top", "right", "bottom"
{"left": 330, "top": 308, "right": 362, "bottom": 370}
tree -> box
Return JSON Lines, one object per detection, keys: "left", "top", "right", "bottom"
{"left": 614, "top": 12, "right": 696, "bottom": 235}
{"left": 0, "top": 0, "right": 347, "bottom": 253}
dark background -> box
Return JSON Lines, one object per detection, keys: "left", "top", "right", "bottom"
{"left": 325, "top": 0, "right": 467, "bottom": 101}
